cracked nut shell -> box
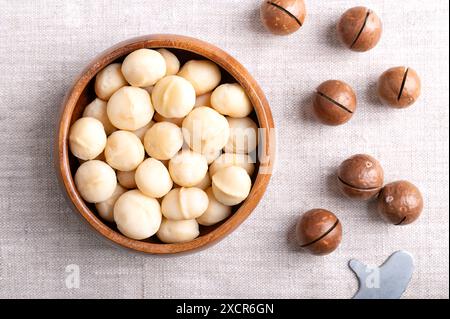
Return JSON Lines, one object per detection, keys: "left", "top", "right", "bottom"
{"left": 377, "top": 66, "right": 421, "bottom": 108}
{"left": 313, "top": 80, "right": 357, "bottom": 126}
{"left": 377, "top": 181, "right": 423, "bottom": 225}
{"left": 337, "top": 6, "right": 382, "bottom": 52}
{"left": 338, "top": 154, "right": 384, "bottom": 200}
{"left": 260, "top": 0, "right": 306, "bottom": 36}
{"left": 296, "top": 209, "right": 342, "bottom": 256}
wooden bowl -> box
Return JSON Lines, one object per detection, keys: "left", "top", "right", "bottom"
{"left": 56, "top": 34, "right": 275, "bottom": 254}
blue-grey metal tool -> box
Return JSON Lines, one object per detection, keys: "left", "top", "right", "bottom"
{"left": 349, "top": 250, "right": 414, "bottom": 299}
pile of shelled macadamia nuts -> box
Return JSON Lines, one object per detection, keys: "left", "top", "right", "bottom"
{"left": 69, "top": 48, "right": 259, "bottom": 243}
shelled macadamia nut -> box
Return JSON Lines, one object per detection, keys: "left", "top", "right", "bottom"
{"left": 132, "top": 121, "right": 154, "bottom": 143}
{"left": 95, "top": 184, "right": 127, "bottom": 222}
{"left": 153, "top": 112, "right": 184, "bottom": 126}
{"left": 212, "top": 166, "right": 251, "bottom": 206}
{"left": 107, "top": 86, "right": 154, "bottom": 131}
{"left": 195, "top": 92, "right": 212, "bottom": 107}
{"left": 135, "top": 158, "right": 173, "bottom": 198}
{"left": 314, "top": 80, "right": 357, "bottom": 126}
{"left": 161, "top": 187, "right": 209, "bottom": 220}
{"left": 337, "top": 7, "right": 382, "bottom": 52}
{"left": 377, "top": 67, "right": 421, "bottom": 108}
{"left": 121, "top": 49, "right": 166, "bottom": 87}
{"left": 78, "top": 151, "right": 105, "bottom": 165}
{"left": 182, "top": 107, "right": 230, "bottom": 155}
{"left": 192, "top": 173, "right": 211, "bottom": 190}
{"left": 211, "top": 83, "right": 253, "bottom": 118}
{"left": 224, "top": 117, "right": 259, "bottom": 154}
{"left": 69, "top": 117, "right": 107, "bottom": 160}
{"left": 144, "top": 85, "right": 154, "bottom": 95}
{"left": 117, "top": 170, "right": 137, "bottom": 189}
{"left": 209, "top": 153, "right": 255, "bottom": 178}
{"left": 144, "top": 122, "right": 184, "bottom": 160}
{"left": 75, "top": 160, "right": 117, "bottom": 203}
{"left": 157, "top": 218, "right": 200, "bottom": 244}
{"left": 169, "top": 151, "right": 208, "bottom": 187}
{"left": 83, "top": 98, "right": 117, "bottom": 135}
{"left": 105, "top": 131, "right": 145, "bottom": 171}
{"left": 152, "top": 75, "right": 196, "bottom": 118}
{"left": 178, "top": 60, "right": 221, "bottom": 96}
{"left": 157, "top": 49, "right": 180, "bottom": 76}
{"left": 197, "top": 187, "right": 232, "bottom": 226}
{"left": 296, "top": 209, "right": 342, "bottom": 256}
{"left": 338, "top": 154, "right": 384, "bottom": 200}
{"left": 114, "top": 190, "right": 162, "bottom": 240}
{"left": 94, "top": 63, "right": 128, "bottom": 100}
{"left": 377, "top": 181, "right": 423, "bottom": 225}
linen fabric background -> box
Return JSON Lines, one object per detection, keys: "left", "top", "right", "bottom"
{"left": 0, "top": 0, "right": 448, "bottom": 299}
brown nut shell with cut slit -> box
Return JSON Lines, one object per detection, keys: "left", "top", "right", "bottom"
{"left": 313, "top": 80, "right": 357, "bottom": 126}
{"left": 260, "top": 0, "right": 306, "bottom": 36}
{"left": 377, "top": 181, "right": 423, "bottom": 225}
{"left": 377, "top": 67, "right": 421, "bottom": 108}
{"left": 296, "top": 209, "right": 342, "bottom": 256}
{"left": 337, "top": 6, "right": 382, "bottom": 52}
{"left": 338, "top": 154, "right": 384, "bottom": 200}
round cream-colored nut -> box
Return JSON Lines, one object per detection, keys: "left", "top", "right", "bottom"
{"left": 144, "top": 122, "right": 183, "bottom": 160}
{"left": 121, "top": 49, "right": 166, "bottom": 87}
{"left": 197, "top": 187, "right": 232, "bottom": 226}
{"left": 178, "top": 60, "right": 221, "bottom": 96}
{"left": 74, "top": 160, "right": 117, "bottom": 203}
{"left": 117, "top": 170, "right": 136, "bottom": 189}
{"left": 114, "top": 190, "right": 162, "bottom": 240}
{"left": 153, "top": 112, "right": 184, "bottom": 126}
{"left": 157, "top": 218, "right": 200, "bottom": 243}
{"left": 95, "top": 184, "right": 127, "bottom": 222}
{"left": 157, "top": 49, "right": 180, "bottom": 76}
{"left": 161, "top": 187, "right": 209, "bottom": 220}
{"left": 212, "top": 166, "right": 251, "bottom": 206}
{"left": 204, "top": 149, "right": 222, "bottom": 165}
{"left": 182, "top": 107, "right": 230, "bottom": 155}
{"left": 194, "top": 92, "right": 212, "bottom": 107}
{"left": 105, "top": 131, "right": 145, "bottom": 171}
{"left": 211, "top": 83, "right": 253, "bottom": 118}
{"left": 152, "top": 75, "right": 196, "bottom": 118}
{"left": 224, "top": 117, "right": 258, "bottom": 154}
{"left": 192, "top": 172, "right": 211, "bottom": 190}
{"left": 94, "top": 63, "right": 128, "bottom": 100}
{"left": 132, "top": 121, "right": 154, "bottom": 143}
{"left": 135, "top": 158, "right": 173, "bottom": 198}
{"left": 83, "top": 98, "right": 117, "bottom": 135}
{"left": 107, "top": 86, "right": 154, "bottom": 131}
{"left": 78, "top": 152, "right": 105, "bottom": 165}
{"left": 69, "top": 117, "right": 107, "bottom": 160}
{"left": 169, "top": 151, "right": 208, "bottom": 187}
{"left": 209, "top": 153, "right": 255, "bottom": 178}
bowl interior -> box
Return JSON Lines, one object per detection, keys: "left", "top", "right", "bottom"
{"left": 61, "top": 35, "right": 274, "bottom": 254}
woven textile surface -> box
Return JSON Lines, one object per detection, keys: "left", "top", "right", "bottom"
{"left": 0, "top": 0, "right": 448, "bottom": 298}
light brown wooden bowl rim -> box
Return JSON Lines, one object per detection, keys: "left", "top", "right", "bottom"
{"left": 56, "top": 34, "right": 275, "bottom": 255}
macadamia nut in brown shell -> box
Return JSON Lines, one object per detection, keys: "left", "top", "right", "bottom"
{"left": 377, "top": 67, "right": 421, "bottom": 108}
{"left": 377, "top": 181, "right": 423, "bottom": 225}
{"left": 338, "top": 154, "right": 384, "bottom": 200}
{"left": 296, "top": 209, "right": 342, "bottom": 256}
{"left": 337, "top": 6, "right": 382, "bottom": 52}
{"left": 314, "top": 80, "right": 356, "bottom": 126}
{"left": 260, "top": 0, "right": 306, "bottom": 36}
